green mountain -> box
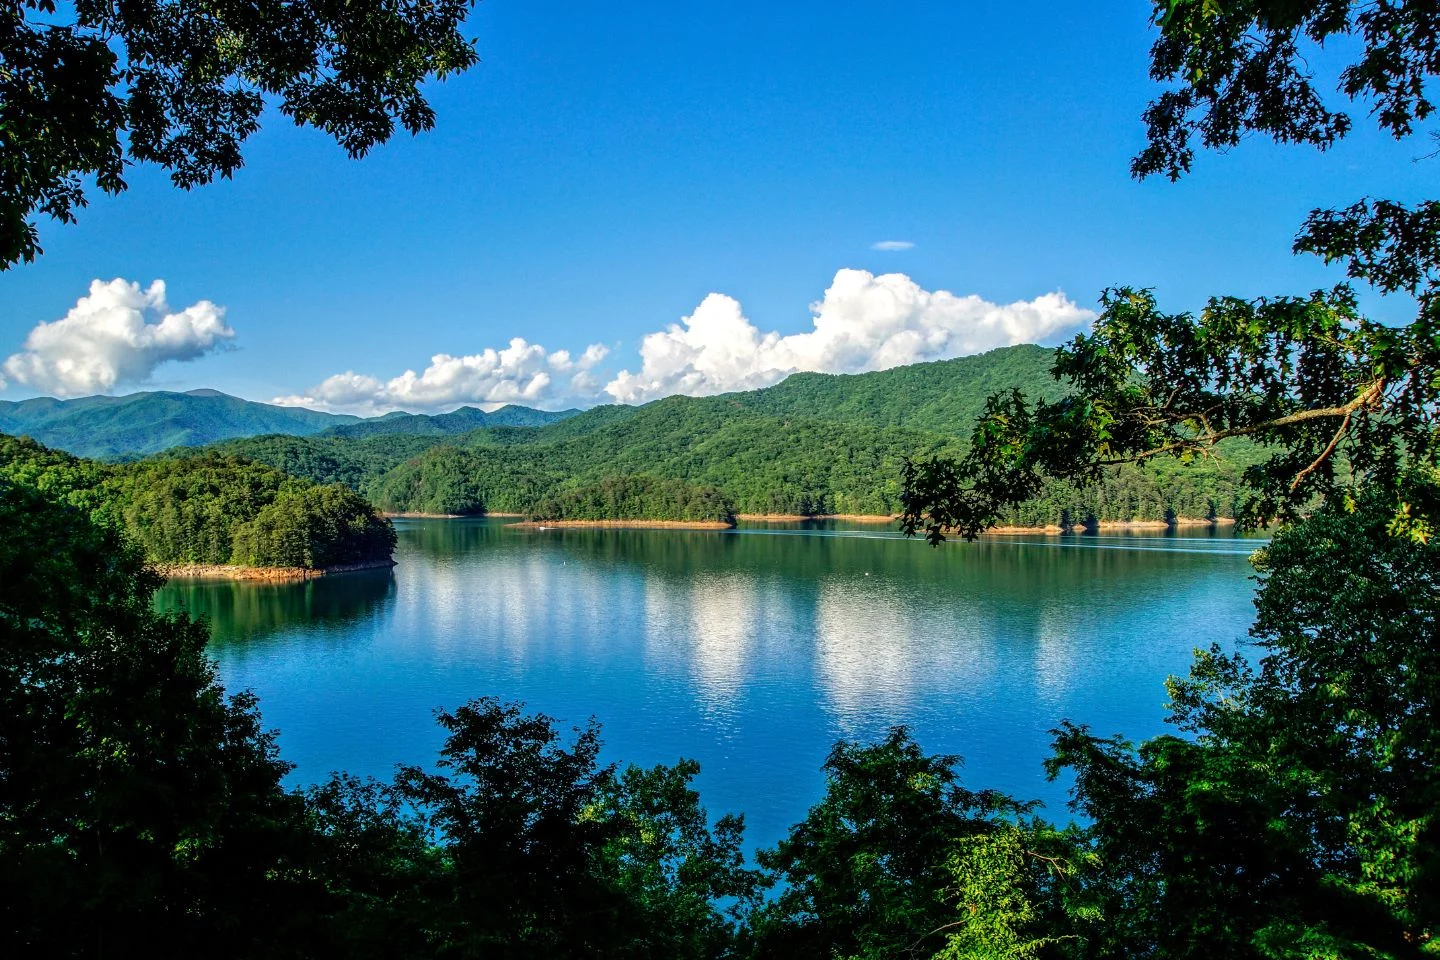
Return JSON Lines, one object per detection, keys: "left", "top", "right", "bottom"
{"left": 503, "top": 344, "right": 1069, "bottom": 444}
{"left": 0, "top": 389, "right": 580, "bottom": 459}
{"left": 202, "top": 345, "right": 1258, "bottom": 526}
{"left": 0, "top": 390, "right": 358, "bottom": 458}
{"left": 720, "top": 343, "right": 1069, "bottom": 432}
{"left": 317, "top": 404, "right": 580, "bottom": 439}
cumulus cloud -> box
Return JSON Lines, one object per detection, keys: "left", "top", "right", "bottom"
{"left": 4, "top": 279, "right": 234, "bottom": 397}
{"left": 280, "top": 269, "right": 1093, "bottom": 414}
{"left": 602, "top": 268, "right": 1093, "bottom": 404}
{"left": 274, "top": 339, "right": 610, "bottom": 415}
{"left": 870, "top": 240, "right": 916, "bottom": 251}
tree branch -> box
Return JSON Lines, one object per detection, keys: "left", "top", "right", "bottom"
{"left": 1090, "top": 378, "right": 1386, "bottom": 467}
{"left": 1289, "top": 409, "right": 1352, "bottom": 492}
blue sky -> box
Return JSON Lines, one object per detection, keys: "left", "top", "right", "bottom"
{"left": 0, "top": 0, "right": 1432, "bottom": 412}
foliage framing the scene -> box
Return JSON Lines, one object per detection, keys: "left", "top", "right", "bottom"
{"left": 2, "top": 0, "right": 479, "bottom": 266}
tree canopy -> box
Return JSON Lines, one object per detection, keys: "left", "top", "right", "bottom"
{"left": 0, "top": 481, "right": 316, "bottom": 955}
{"left": 1134, "top": 0, "right": 1440, "bottom": 182}
{"left": 904, "top": 0, "right": 1440, "bottom": 543}
{"left": 0, "top": 485, "right": 762, "bottom": 957}
{"left": 895, "top": 1, "right": 1440, "bottom": 954}
{"left": 0, "top": 433, "right": 396, "bottom": 568}
{"left": 2, "top": 0, "right": 479, "bottom": 267}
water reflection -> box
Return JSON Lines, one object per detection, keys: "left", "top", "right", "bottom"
{"left": 814, "top": 576, "right": 919, "bottom": 729}
{"left": 156, "top": 567, "right": 395, "bottom": 648}
{"left": 686, "top": 574, "right": 760, "bottom": 711}
{"left": 154, "top": 517, "right": 1262, "bottom": 847}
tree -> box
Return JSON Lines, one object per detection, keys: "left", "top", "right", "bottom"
{"left": 902, "top": 0, "right": 1440, "bottom": 543}
{"left": 1037, "top": 482, "right": 1438, "bottom": 958}
{"left": 931, "top": 826, "right": 1090, "bottom": 960}
{"left": 1165, "top": 481, "right": 1439, "bottom": 952}
{"left": 2, "top": 0, "right": 479, "bottom": 267}
{"left": 746, "top": 728, "right": 1042, "bottom": 960}
{"left": 388, "top": 697, "right": 759, "bottom": 960}
{"left": 1136, "top": 0, "right": 1440, "bottom": 296}
{"left": 0, "top": 480, "right": 322, "bottom": 956}
{"left": 897, "top": 2, "right": 1440, "bottom": 955}
{"left": 900, "top": 284, "right": 1437, "bottom": 540}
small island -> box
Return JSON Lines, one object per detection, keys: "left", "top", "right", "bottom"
{"left": 0, "top": 435, "right": 397, "bottom": 579}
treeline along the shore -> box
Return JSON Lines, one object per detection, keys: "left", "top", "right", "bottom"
{"left": 194, "top": 346, "right": 1261, "bottom": 526}
{"left": 0, "top": 435, "right": 395, "bottom": 570}
{"left": 531, "top": 475, "right": 737, "bottom": 524}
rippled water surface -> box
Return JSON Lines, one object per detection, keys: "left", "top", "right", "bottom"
{"left": 157, "top": 519, "right": 1263, "bottom": 847}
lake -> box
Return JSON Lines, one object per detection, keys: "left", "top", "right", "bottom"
{"left": 156, "top": 518, "right": 1263, "bottom": 849}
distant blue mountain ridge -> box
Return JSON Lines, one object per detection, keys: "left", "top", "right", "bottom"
{"left": 0, "top": 389, "right": 579, "bottom": 459}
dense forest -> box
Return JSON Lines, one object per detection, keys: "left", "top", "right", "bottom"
{"left": 0, "top": 435, "right": 395, "bottom": 569}
{"left": 531, "top": 475, "right": 737, "bottom": 523}
{"left": 194, "top": 346, "right": 1261, "bottom": 526}
{"left": 0, "top": 389, "right": 359, "bottom": 457}
{"left": 0, "top": 388, "right": 579, "bottom": 459}
{"left": 0, "top": 346, "right": 1260, "bottom": 528}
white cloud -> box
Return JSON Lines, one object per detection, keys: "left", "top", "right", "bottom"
{"left": 279, "top": 269, "right": 1094, "bottom": 415}
{"left": 602, "top": 268, "right": 1093, "bottom": 404}
{"left": 274, "top": 338, "right": 610, "bottom": 415}
{"left": 4, "top": 279, "right": 234, "bottom": 397}
{"left": 870, "top": 240, "right": 916, "bottom": 251}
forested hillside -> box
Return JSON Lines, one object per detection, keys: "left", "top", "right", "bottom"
{"left": 0, "top": 435, "right": 395, "bottom": 569}
{"left": 5, "top": 345, "right": 1239, "bottom": 529}
{"left": 318, "top": 404, "right": 579, "bottom": 439}
{"left": 532, "top": 475, "right": 737, "bottom": 523}
{"left": 199, "top": 345, "right": 1260, "bottom": 526}
{"left": 721, "top": 343, "right": 1068, "bottom": 433}
{"left": 0, "top": 389, "right": 358, "bottom": 458}
{"left": 0, "top": 389, "right": 578, "bottom": 459}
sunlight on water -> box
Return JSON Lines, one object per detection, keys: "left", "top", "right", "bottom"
{"left": 157, "top": 518, "right": 1263, "bottom": 848}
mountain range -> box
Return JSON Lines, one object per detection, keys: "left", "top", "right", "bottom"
{"left": 1, "top": 345, "right": 1259, "bottom": 526}
{"left": 0, "top": 389, "right": 578, "bottom": 458}
{"left": 195, "top": 345, "right": 1255, "bottom": 525}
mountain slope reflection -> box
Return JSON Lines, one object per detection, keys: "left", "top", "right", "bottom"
{"left": 156, "top": 568, "right": 395, "bottom": 648}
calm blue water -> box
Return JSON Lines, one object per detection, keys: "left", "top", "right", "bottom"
{"left": 156, "top": 519, "right": 1263, "bottom": 848}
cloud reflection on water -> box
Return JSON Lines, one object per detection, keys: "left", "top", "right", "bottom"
{"left": 163, "top": 520, "right": 1261, "bottom": 846}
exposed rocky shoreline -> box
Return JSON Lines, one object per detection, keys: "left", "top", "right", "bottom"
{"left": 157, "top": 558, "right": 397, "bottom": 582}
{"left": 984, "top": 517, "right": 1237, "bottom": 535}
{"left": 383, "top": 511, "right": 526, "bottom": 519}
{"left": 736, "top": 513, "right": 899, "bottom": 523}
{"left": 512, "top": 519, "right": 735, "bottom": 530}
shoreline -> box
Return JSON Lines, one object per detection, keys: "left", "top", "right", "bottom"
{"left": 157, "top": 558, "right": 397, "bottom": 582}
{"left": 388, "top": 513, "right": 1240, "bottom": 535}
{"left": 983, "top": 517, "right": 1238, "bottom": 536}
{"left": 383, "top": 511, "right": 526, "bottom": 519}
{"left": 736, "top": 514, "right": 1238, "bottom": 533}
{"left": 512, "top": 519, "right": 735, "bottom": 531}
{"left": 736, "top": 513, "right": 900, "bottom": 523}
